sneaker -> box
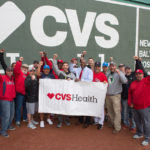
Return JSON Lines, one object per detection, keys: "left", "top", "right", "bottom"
{"left": 93, "top": 122, "right": 99, "bottom": 125}
{"left": 23, "top": 119, "right": 28, "bottom": 122}
{"left": 32, "top": 120, "right": 39, "bottom": 125}
{"left": 47, "top": 118, "right": 53, "bottom": 125}
{"left": 57, "top": 122, "right": 62, "bottom": 128}
{"left": 40, "top": 121, "right": 45, "bottom": 128}
{"left": 16, "top": 122, "right": 21, "bottom": 127}
{"left": 141, "top": 140, "right": 149, "bottom": 146}
{"left": 8, "top": 126, "right": 16, "bottom": 131}
{"left": 133, "top": 134, "right": 143, "bottom": 139}
{"left": 1, "top": 132, "right": 10, "bottom": 138}
{"left": 65, "top": 120, "right": 71, "bottom": 126}
{"left": 112, "top": 129, "right": 121, "bottom": 134}
{"left": 27, "top": 123, "right": 36, "bottom": 129}
{"left": 97, "top": 124, "right": 103, "bottom": 130}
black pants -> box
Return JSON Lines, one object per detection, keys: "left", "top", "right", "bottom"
{"left": 78, "top": 116, "right": 91, "bottom": 125}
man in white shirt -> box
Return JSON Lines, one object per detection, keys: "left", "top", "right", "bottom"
{"left": 70, "top": 59, "right": 93, "bottom": 128}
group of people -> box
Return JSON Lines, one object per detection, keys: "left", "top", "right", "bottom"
{"left": 0, "top": 49, "right": 150, "bottom": 146}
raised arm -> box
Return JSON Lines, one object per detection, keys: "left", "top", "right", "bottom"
{"left": 37, "top": 61, "right": 43, "bottom": 77}
{"left": 13, "top": 57, "right": 23, "bottom": 76}
{"left": 44, "top": 52, "right": 53, "bottom": 69}
{"left": 116, "top": 69, "right": 127, "bottom": 84}
{"left": 80, "top": 51, "right": 87, "bottom": 63}
{"left": 52, "top": 58, "right": 61, "bottom": 76}
{"left": 0, "top": 49, "right": 7, "bottom": 72}
{"left": 134, "top": 56, "right": 148, "bottom": 77}
{"left": 40, "top": 51, "right": 45, "bottom": 72}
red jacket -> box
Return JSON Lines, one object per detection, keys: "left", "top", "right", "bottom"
{"left": 93, "top": 72, "right": 108, "bottom": 82}
{"left": 128, "top": 76, "right": 150, "bottom": 110}
{"left": 0, "top": 74, "right": 16, "bottom": 101}
{"left": 13, "top": 61, "right": 27, "bottom": 95}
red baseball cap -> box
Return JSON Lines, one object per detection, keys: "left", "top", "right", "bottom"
{"left": 71, "top": 58, "right": 77, "bottom": 61}
{"left": 57, "top": 59, "right": 64, "bottom": 63}
{"left": 135, "top": 69, "right": 143, "bottom": 74}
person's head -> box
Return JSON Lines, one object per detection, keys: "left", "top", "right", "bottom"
{"left": 33, "top": 60, "right": 39, "bottom": 69}
{"left": 29, "top": 67, "right": 36, "bottom": 76}
{"left": 43, "top": 65, "right": 50, "bottom": 75}
{"left": 135, "top": 69, "right": 144, "bottom": 81}
{"left": 21, "top": 64, "right": 29, "bottom": 74}
{"left": 62, "top": 62, "right": 69, "bottom": 72}
{"left": 71, "top": 58, "right": 78, "bottom": 65}
{"left": 88, "top": 58, "right": 94, "bottom": 67}
{"left": 109, "top": 62, "right": 117, "bottom": 73}
{"left": 94, "top": 61, "right": 101, "bottom": 73}
{"left": 57, "top": 59, "right": 63, "bottom": 70}
{"left": 80, "top": 59, "right": 87, "bottom": 69}
{"left": 102, "top": 62, "right": 109, "bottom": 72}
{"left": 125, "top": 66, "right": 132, "bottom": 76}
{"left": 11, "top": 62, "right": 16, "bottom": 69}
{"left": 6, "top": 67, "right": 13, "bottom": 77}
{"left": 118, "top": 64, "right": 125, "bottom": 73}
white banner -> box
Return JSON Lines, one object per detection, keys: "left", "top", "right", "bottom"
{"left": 39, "top": 79, "right": 107, "bottom": 117}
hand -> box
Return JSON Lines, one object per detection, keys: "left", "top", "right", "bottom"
{"left": 138, "top": 57, "right": 142, "bottom": 61}
{"left": 109, "top": 57, "right": 113, "bottom": 62}
{"left": 130, "top": 104, "right": 134, "bottom": 108}
{"left": 53, "top": 53, "right": 58, "bottom": 60}
{"left": 95, "top": 78, "right": 100, "bottom": 82}
{"left": 82, "top": 51, "right": 87, "bottom": 56}
{"left": 19, "top": 57, "right": 24, "bottom": 62}
{"left": 116, "top": 69, "right": 120, "bottom": 74}
{"left": 39, "top": 61, "right": 43, "bottom": 66}
{"left": 67, "top": 78, "right": 71, "bottom": 81}
{"left": 133, "top": 56, "right": 138, "bottom": 60}
{"left": 43, "top": 52, "right": 47, "bottom": 57}
{"left": 75, "top": 79, "right": 80, "bottom": 82}
{"left": 39, "top": 51, "right": 44, "bottom": 57}
{"left": 103, "top": 81, "right": 107, "bottom": 84}
{"left": 31, "top": 75, "right": 36, "bottom": 80}
{"left": 0, "top": 49, "right": 5, "bottom": 53}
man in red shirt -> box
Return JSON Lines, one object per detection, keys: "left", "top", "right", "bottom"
{"left": 14, "top": 57, "right": 29, "bottom": 127}
{"left": 0, "top": 50, "right": 16, "bottom": 137}
{"left": 128, "top": 69, "right": 150, "bottom": 146}
{"left": 93, "top": 61, "right": 107, "bottom": 130}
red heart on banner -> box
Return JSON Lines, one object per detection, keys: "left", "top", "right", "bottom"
{"left": 47, "top": 93, "right": 55, "bottom": 99}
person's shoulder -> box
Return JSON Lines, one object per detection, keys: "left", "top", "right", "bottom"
{"left": 99, "top": 72, "right": 106, "bottom": 76}
{"left": 85, "top": 66, "right": 92, "bottom": 71}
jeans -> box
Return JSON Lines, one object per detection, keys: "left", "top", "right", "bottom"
{"left": 78, "top": 116, "right": 91, "bottom": 125}
{"left": 121, "top": 99, "right": 136, "bottom": 128}
{"left": 15, "top": 93, "right": 27, "bottom": 122}
{"left": 129, "top": 107, "right": 136, "bottom": 129}
{"left": 58, "top": 115, "right": 70, "bottom": 123}
{"left": 121, "top": 99, "right": 129, "bottom": 126}
{"left": 0, "top": 100, "right": 14, "bottom": 134}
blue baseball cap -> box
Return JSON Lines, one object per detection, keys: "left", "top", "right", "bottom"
{"left": 102, "top": 62, "right": 109, "bottom": 67}
{"left": 43, "top": 65, "right": 50, "bottom": 70}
